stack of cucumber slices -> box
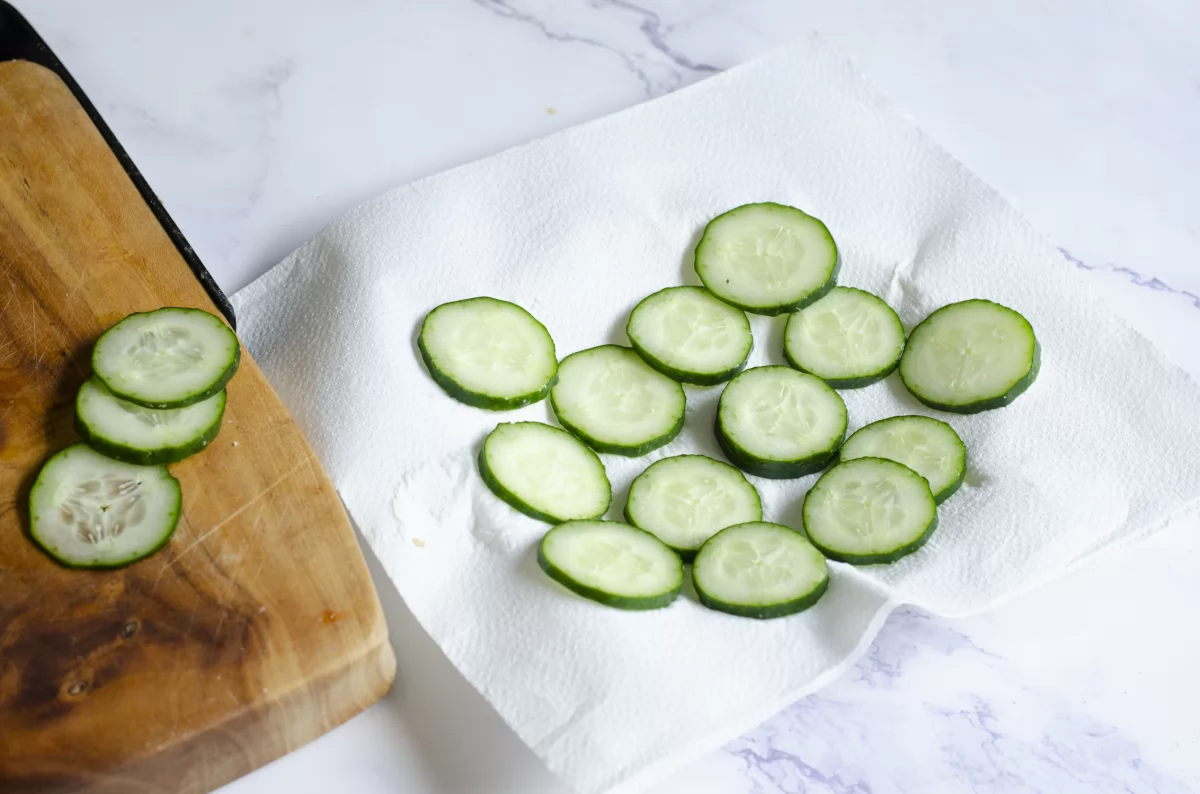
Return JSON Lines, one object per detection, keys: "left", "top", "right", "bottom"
{"left": 28, "top": 308, "right": 239, "bottom": 569}
{"left": 419, "top": 201, "right": 1039, "bottom": 619}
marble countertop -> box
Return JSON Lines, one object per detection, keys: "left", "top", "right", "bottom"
{"left": 22, "top": 1, "right": 1200, "bottom": 792}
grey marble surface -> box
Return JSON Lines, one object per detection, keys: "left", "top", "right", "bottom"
{"left": 21, "top": 1, "right": 1200, "bottom": 791}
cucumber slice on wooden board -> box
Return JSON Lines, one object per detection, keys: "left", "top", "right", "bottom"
{"left": 839, "top": 415, "right": 966, "bottom": 504}
{"left": 479, "top": 422, "right": 611, "bottom": 523}
{"left": 783, "top": 287, "right": 905, "bottom": 388}
{"left": 802, "top": 457, "right": 938, "bottom": 565}
{"left": 92, "top": 307, "right": 240, "bottom": 409}
{"left": 626, "top": 286, "right": 752, "bottom": 385}
{"left": 538, "top": 520, "right": 683, "bottom": 610}
{"left": 550, "top": 345, "right": 686, "bottom": 456}
{"left": 624, "top": 454, "right": 762, "bottom": 560}
{"left": 694, "top": 202, "right": 840, "bottom": 316}
{"left": 692, "top": 522, "right": 829, "bottom": 619}
{"left": 75, "top": 377, "right": 226, "bottom": 466}
{"left": 28, "top": 443, "right": 182, "bottom": 569}
{"left": 715, "top": 366, "right": 847, "bottom": 479}
{"left": 419, "top": 297, "right": 558, "bottom": 410}
{"left": 899, "top": 299, "right": 1039, "bottom": 413}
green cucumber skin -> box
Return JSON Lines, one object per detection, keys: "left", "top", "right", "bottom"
{"left": 782, "top": 342, "right": 899, "bottom": 389}
{"left": 93, "top": 309, "right": 241, "bottom": 409}
{"left": 714, "top": 417, "right": 843, "bottom": 480}
{"left": 806, "top": 512, "right": 939, "bottom": 565}
{"left": 28, "top": 450, "right": 182, "bottom": 570}
{"left": 75, "top": 391, "right": 227, "bottom": 466}
{"left": 537, "top": 529, "right": 683, "bottom": 610}
{"left": 627, "top": 334, "right": 749, "bottom": 386}
{"left": 551, "top": 396, "right": 685, "bottom": 457}
{"left": 695, "top": 202, "right": 841, "bottom": 316}
{"left": 903, "top": 341, "right": 1040, "bottom": 414}
{"left": 695, "top": 572, "right": 829, "bottom": 619}
{"left": 477, "top": 446, "right": 610, "bottom": 524}
{"left": 418, "top": 334, "right": 556, "bottom": 411}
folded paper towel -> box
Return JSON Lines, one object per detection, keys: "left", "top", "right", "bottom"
{"left": 232, "top": 34, "right": 1200, "bottom": 794}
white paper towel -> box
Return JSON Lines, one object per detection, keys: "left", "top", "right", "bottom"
{"left": 231, "top": 35, "right": 1200, "bottom": 794}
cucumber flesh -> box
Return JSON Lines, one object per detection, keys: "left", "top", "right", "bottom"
{"left": 692, "top": 522, "right": 829, "bottom": 619}
{"left": 419, "top": 297, "right": 558, "bottom": 410}
{"left": 784, "top": 287, "right": 904, "bottom": 388}
{"left": 899, "top": 299, "right": 1039, "bottom": 413}
{"left": 28, "top": 443, "right": 181, "bottom": 569}
{"left": 802, "top": 457, "right": 937, "bottom": 565}
{"left": 624, "top": 454, "right": 762, "bottom": 559}
{"left": 538, "top": 520, "right": 683, "bottom": 610}
{"left": 75, "top": 377, "right": 226, "bottom": 466}
{"left": 626, "top": 286, "right": 752, "bottom": 385}
{"left": 480, "top": 422, "right": 611, "bottom": 523}
{"left": 551, "top": 345, "right": 686, "bottom": 456}
{"left": 839, "top": 415, "right": 966, "bottom": 504}
{"left": 695, "top": 202, "right": 839, "bottom": 316}
{"left": 92, "top": 307, "right": 240, "bottom": 409}
{"left": 716, "top": 366, "right": 847, "bottom": 479}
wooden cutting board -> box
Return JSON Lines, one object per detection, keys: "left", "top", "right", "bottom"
{"left": 0, "top": 60, "right": 396, "bottom": 792}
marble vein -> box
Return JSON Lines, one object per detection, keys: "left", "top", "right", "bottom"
{"left": 470, "top": 0, "right": 719, "bottom": 97}
{"left": 1060, "top": 248, "right": 1200, "bottom": 310}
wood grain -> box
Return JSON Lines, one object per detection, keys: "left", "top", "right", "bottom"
{"left": 0, "top": 61, "right": 395, "bottom": 792}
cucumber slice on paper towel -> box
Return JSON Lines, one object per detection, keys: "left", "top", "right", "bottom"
{"left": 839, "top": 415, "right": 966, "bottom": 504}
{"left": 419, "top": 297, "right": 558, "bottom": 410}
{"left": 538, "top": 520, "right": 683, "bottom": 610}
{"left": 624, "top": 454, "right": 762, "bottom": 560}
{"left": 92, "top": 307, "right": 239, "bottom": 409}
{"left": 626, "top": 286, "right": 752, "bottom": 385}
{"left": 899, "top": 299, "right": 1039, "bottom": 414}
{"left": 28, "top": 443, "right": 182, "bottom": 569}
{"left": 783, "top": 287, "right": 904, "bottom": 389}
{"left": 695, "top": 202, "right": 839, "bottom": 316}
{"left": 693, "top": 521, "right": 829, "bottom": 619}
{"left": 551, "top": 345, "right": 686, "bottom": 456}
{"left": 802, "top": 457, "right": 938, "bottom": 565}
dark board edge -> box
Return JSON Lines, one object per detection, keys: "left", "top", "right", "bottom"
{"left": 0, "top": 1, "right": 236, "bottom": 330}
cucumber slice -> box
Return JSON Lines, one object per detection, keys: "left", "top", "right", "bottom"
{"left": 783, "top": 287, "right": 905, "bottom": 389}
{"left": 479, "top": 422, "right": 611, "bottom": 523}
{"left": 538, "top": 520, "right": 683, "bottom": 610}
{"left": 715, "top": 366, "right": 847, "bottom": 479}
{"left": 692, "top": 522, "right": 829, "bottom": 619}
{"left": 75, "top": 377, "right": 226, "bottom": 466}
{"left": 694, "top": 202, "right": 840, "bottom": 316}
{"left": 28, "top": 443, "right": 182, "bottom": 569}
{"left": 626, "top": 287, "right": 752, "bottom": 385}
{"left": 839, "top": 416, "right": 966, "bottom": 504}
{"left": 92, "top": 307, "right": 240, "bottom": 409}
{"left": 899, "top": 299, "right": 1039, "bottom": 413}
{"left": 624, "top": 455, "right": 762, "bottom": 560}
{"left": 550, "top": 345, "right": 686, "bottom": 456}
{"left": 419, "top": 297, "right": 558, "bottom": 410}
{"left": 802, "top": 457, "right": 938, "bottom": 565}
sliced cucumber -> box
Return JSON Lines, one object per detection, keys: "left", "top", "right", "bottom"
{"left": 419, "top": 297, "right": 558, "bottom": 410}
{"left": 802, "top": 457, "right": 937, "bottom": 565}
{"left": 840, "top": 416, "right": 966, "bottom": 504}
{"left": 626, "top": 287, "right": 752, "bottom": 385}
{"left": 694, "top": 202, "right": 840, "bottom": 316}
{"left": 550, "top": 345, "right": 686, "bottom": 456}
{"left": 92, "top": 307, "right": 240, "bottom": 409}
{"left": 692, "top": 522, "right": 829, "bottom": 619}
{"left": 899, "top": 299, "right": 1039, "bottom": 413}
{"left": 624, "top": 455, "right": 762, "bottom": 560}
{"left": 480, "top": 422, "right": 611, "bottom": 523}
{"left": 783, "top": 287, "right": 905, "bottom": 389}
{"left": 538, "top": 520, "right": 683, "bottom": 610}
{"left": 75, "top": 377, "right": 226, "bottom": 466}
{"left": 715, "top": 366, "right": 847, "bottom": 479}
{"left": 28, "top": 443, "right": 181, "bottom": 569}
